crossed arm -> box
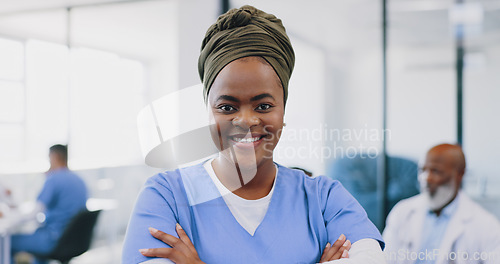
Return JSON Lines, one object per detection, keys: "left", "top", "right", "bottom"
{"left": 138, "top": 224, "right": 384, "bottom": 264}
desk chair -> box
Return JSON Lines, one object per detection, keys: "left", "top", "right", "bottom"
{"left": 328, "top": 155, "right": 419, "bottom": 231}
{"left": 36, "top": 209, "right": 101, "bottom": 264}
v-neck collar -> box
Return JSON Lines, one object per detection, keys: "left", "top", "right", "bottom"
{"left": 204, "top": 159, "right": 278, "bottom": 236}
{"left": 179, "top": 161, "right": 284, "bottom": 238}
{"left": 203, "top": 157, "right": 277, "bottom": 203}
{"left": 177, "top": 162, "right": 324, "bottom": 264}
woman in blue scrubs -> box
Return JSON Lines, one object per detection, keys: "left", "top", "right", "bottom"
{"left": 123, "top": 5, "right": 384, "bottom": 264}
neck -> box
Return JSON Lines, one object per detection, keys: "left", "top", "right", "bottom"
{"left": 212, "top": 155, "right": 276, "bottom": 200}
{"left": 432, "top": 192, "right": 458, "bottom": 217}
{"left": 433, "top": 209, "right": 443, "bottom": 217}
{"left": 49, "top": 163, "right": 67, "bottom": 172}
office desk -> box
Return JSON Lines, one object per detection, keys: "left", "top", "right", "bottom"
{"left": 0, "top": 204, "right": 18, "bottom": 264}
{"left": 0, "top": 205, "right": 49, "bottom": 264}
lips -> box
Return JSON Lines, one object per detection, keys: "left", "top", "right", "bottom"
{"left": 231, "top": 135, "right": 265, "bottom": 143}
{"left": 228, "top": 133, "right": 268, "bottom": 148}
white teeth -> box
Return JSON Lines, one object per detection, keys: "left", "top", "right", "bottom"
{"left": 233, "top": 137, "right": 261, "bottom": 143}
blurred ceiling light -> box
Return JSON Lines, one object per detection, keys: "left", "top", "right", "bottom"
{"left": 390, "top": 1, "right": 452, "bottom": 12}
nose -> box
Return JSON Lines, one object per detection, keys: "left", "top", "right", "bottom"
{"left": 426, "top": 172, "right": 440, "bottom": 185}
{"left": 232, "top": 108, "right": 260, "bottom": 129}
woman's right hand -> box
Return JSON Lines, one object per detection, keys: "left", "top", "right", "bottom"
{"left": 139, "top": 224, "right": 205, "bottom": 264}
{"left": 319, "top": 234, "right": 351, "bottom": 263}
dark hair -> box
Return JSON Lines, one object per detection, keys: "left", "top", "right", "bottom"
{"left": 49, "top": 144, "right": 68, "bottom": 163}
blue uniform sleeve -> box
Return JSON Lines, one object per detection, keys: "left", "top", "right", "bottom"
{"left": 319, "top": 176, "right": 385, "bottom": 250}
{"left": 37, "top": 176, "right": 57, "bottom": 208}
{"left": 122, "top": 173, "right": 181, "bottom": 264}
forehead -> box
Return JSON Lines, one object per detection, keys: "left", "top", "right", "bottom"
{"left": 425, "top": 150, "right": 453, "bottom": 168}
{"left": 208, "top": 57, "right": 283, "bottom": 102}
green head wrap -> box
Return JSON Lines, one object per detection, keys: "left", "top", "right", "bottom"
{"left": 198, "top": 5, "right": 295, "bottom": 104}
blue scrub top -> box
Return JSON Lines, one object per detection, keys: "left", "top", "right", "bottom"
{"left": 123, "top": 162, "right": 384, "bottom": 264}
{"left": 37, "top": 168, "right": 88, "bottom": 238}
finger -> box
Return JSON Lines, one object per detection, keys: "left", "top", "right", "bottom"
{"left": 319, "top": 242, "right": 331, "bottom": 262}
{"left": 139, "top": 248, "right": 185, "bottom": 263}
{"left": 149, "top": 227, "right": 191, "bottom": 256}
{"left": 341, "top": 249, "right": 349, "bottom": 258}
{"left": 329, "top": 239, "right": 351, "bottom": 261}
{"left": 323, "top": 234, "right": 346, "bottom": 261}
{"left": 344, "top": 240, "right": 351, "bottom": 251}
{"left": 175, "top": 223, "right": 198, "bottom": 256}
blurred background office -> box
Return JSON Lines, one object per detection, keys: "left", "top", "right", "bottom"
{"left": 0, "top": 0, "right": 499, "bottom": 263}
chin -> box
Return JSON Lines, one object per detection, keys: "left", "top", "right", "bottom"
{"left": 232, "top": 150, "right": 259, "bottom": 170}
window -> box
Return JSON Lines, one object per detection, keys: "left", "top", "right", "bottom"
{"left": 0, "top": 37, "right": 145, "bottom": 173}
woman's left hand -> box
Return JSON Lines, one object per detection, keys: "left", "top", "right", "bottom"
{"left": 319, "top": 234, "right": 351, "bottom": 263}
{"left": 140, "top": 223, "right": 205, "bottom": 264}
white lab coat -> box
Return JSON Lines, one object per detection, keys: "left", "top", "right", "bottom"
{"left": 383, "top": 192, "right": 500, "bottom": 264}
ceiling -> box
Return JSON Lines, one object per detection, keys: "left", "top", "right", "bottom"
{"left": 0, "top": 0, "right": 177, "bottom": 62}
{"left": 230, "top": 0, "right": 500, "bottom": 49}
{"left": 0, "top": 0, "right": 498, "bottom": 62}
{"left": 0, "top": 0, "right": 132, "bottom": 15}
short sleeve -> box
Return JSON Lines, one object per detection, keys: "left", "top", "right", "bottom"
{"left": 37, "top": 176, "right": 57, "bottom": 208}
{"left": 122, "top": 174, "right": 180, "bottom": 264}
{"left": 319, "top": 177, "right": 385, "bottom": 250}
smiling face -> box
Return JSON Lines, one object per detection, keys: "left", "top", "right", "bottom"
{"left": 207, "top": 56, "right": 284, "bottom": 171}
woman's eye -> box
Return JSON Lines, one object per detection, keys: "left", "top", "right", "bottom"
{"left": 256, "top": 104, "right": 272, "bottom": 111}
{"left": 218, "top": 105, "right": 236, "bottom": 112}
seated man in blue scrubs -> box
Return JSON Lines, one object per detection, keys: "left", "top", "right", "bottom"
{"left": 123, "top": 5, "right": 385, "bottom": 264}
{"left": 11, "top": 144, "right": 88, "bottom": 264}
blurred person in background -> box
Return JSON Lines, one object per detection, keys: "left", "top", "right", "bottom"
{"left": 0, "top": 181, "right": 14, "bottom": 217}
{"left": 0, "top": 182, "right": 12, "bottom": 203}
{"left": 383, "top": 143, "right": 500, "bottom": 264}
{"left": 10, "top": 144, "right": 88, "bottom": 264}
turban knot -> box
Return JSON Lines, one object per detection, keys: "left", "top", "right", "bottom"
{"left": 198, "top": 5, "right": 295, "bottom": 104}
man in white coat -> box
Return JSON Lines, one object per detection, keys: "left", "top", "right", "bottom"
{"left": 383, "top": 144, "right": 500, "bottom": 264}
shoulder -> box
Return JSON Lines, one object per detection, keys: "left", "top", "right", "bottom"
{"left": 277, "top": 165, "right": 345, "bottom": 197}
{"left": 128, "top": 167, "right": 192, "bottom": 226}
{"left": 459, "top": 194, "right": 500, "bottom": 226}
{"left": 52, "top": 170, "right": 87, "bottom": 188}
{"left": 277, "top": 164, "right": 309, "bottom": 179}
{"left": 47, "top": 169, "right": 80, "bottom": 180}
{"left": 141, "top": 162, "right": 215, "bottom": 205}
{"left": 278, "top": 164, "right": 341, "bottom": 188}
{"left": 143, "top": 167, "right": 186, "bottom": 198}
{"left": 278, "top": 165, "right": 365, "bottom": 215}
{"left": 44, "top": 169, "right": 72, "bottom": 184}
{"left": 385, "top": 194, "right": 424, "bottom": 229}
{"left": 456, "top": 194, "right": 500, "bottom": 250}
{"left": 389, "top": 193, "right": 423, "bottom": 214}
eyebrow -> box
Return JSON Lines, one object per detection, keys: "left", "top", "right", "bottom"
{"left": 250, "top": 93, "right": 274, "bottom": 102}
{"left": 215, "top": 93, "right": 275, "bottom": 103}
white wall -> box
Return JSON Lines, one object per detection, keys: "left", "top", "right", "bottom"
{"left": 463, "top": 45, "right": 500, "bottom": 199}
{"left": 273, "top": 38, "right": 326, "bottom": 175}
{"left": 387, "top": 45, "right": 457, "bottom": 160}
